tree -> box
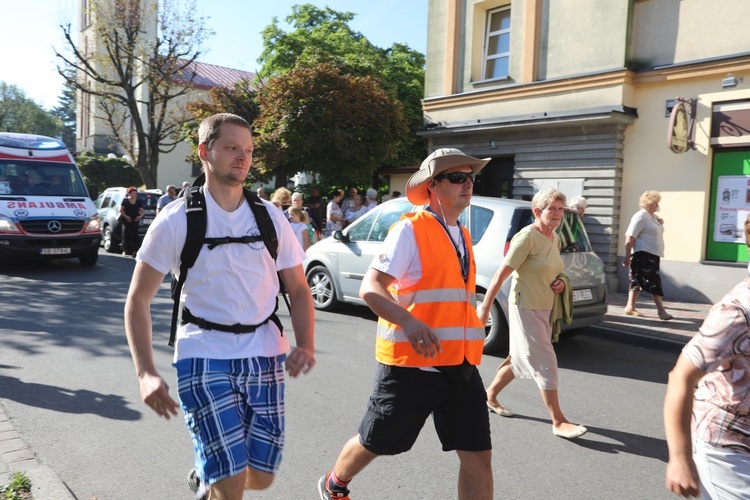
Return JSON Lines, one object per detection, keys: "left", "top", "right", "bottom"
{"left": 52, "top": 67, "right": 77, "bottom": 151}
{"left": 254, "top": 63, "right": 408, "bottom": 188}
{"left": 77, "top": 150, "right": 144, "bottom": 191}
{"left": 181, "top": 79, "right": 263, "bottom": 180}
{"left": 0, "top": 82, "right": 62, "bottom": 136}
{"left": 257, "top": 4, "right": 426, "bottom": 171}
{"left": 55, "top": 0, "right": 211, "bottom": 188}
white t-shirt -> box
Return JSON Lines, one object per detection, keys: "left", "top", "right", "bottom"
{"left": 625, "top": 209, "right": 665, "bottom": 257}
{"left": 137, "top": 188, "right": 306, "bottom": 362}
{"left": 290, "top": 221, "right": 308, "bottom": 249}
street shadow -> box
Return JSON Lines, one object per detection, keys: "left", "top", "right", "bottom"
{"left": 0, "top": 372, "right": 141, "bottom": 421}
{"left": 511, "top": 414, "right": 667, "bottom": 462}
{"left": 322, "top": 304, "right": 378, "bottom": 321}
{"left": 553, "top": 335, "right": 678, "bottom": 385}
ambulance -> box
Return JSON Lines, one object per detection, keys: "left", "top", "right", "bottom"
{"left": 0, "top": 133, "right": 101, "bottom": 266}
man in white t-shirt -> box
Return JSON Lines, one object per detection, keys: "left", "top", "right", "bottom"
{"left": 124, "top": 113, "right": 315, "bottom": 500}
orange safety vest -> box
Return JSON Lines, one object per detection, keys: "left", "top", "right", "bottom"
{"left": 375, "top": 211, "right": 485, "bottom": 367}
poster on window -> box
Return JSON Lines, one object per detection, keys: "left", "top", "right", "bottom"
{"left": 714, "top": 175, "right": 750, "bottom": 243}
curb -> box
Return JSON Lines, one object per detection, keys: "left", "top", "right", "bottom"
{"left": 585, "top": 325, "right": 687, "bottom": 353}
{"left": 25, "top": 466, "right": 75, "bottom": 500}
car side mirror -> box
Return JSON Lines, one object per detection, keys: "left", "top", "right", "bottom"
{"left": 333, "top": 230, "right": 349, "bottom": 243}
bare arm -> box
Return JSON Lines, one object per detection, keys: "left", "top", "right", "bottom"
{"left": 622, "top": 236, "right": 636, "bottom": 267}
{"left": 664, "top": 353, "right": 705, "bottom": 497}
{"left": 359, "top": 268, "right": 441, "bottom": 358}
{"left": 279, "top": 265, "right": 316, "bottom": 377}
{"left": 477, "top": 264, "right": 515, "bottom": 324}
{"left": 124, "top": 261, "right": 179, "bottom": 419}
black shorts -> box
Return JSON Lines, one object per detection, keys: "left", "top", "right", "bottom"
{"left": 357, "top": 363, "right": 492, "bottom": 456}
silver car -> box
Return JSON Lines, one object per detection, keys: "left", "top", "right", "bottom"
{"left": 303, "top": 196, "right": 607, "bottom": 354}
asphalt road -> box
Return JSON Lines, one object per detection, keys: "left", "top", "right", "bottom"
{"left": 0, "top": 251, "right": 680, "bottom": 499}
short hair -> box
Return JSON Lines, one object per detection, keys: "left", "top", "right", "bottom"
{"left": 198, "top": 113, "right": 252, "bottom": 149}
{"left": 569, "top": 196, "right": 587, "bottom": 210}
{"left": 127, "top": 186, "right": 137, "bottom": 194}
{"left": 532, "top": 187, "right": 567, "bottom": 213}
{"left": 366, "top": 188, "right": 378, "bottom": 200}
{"left": 639, "top": 190, "right": 662, "bottom": 209}
{"left": 291, "top": 192, "right": 304, "bottom": 201}
{"left": 329, "top": 189, "right": 344, "bottom": 200}
{"left": 166, "top": 184, "right": 177, "bottom": 192}
{"left": 392, "top": 191, "right": 401, "bottom": 198}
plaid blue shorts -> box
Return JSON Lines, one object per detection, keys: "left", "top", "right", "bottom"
{"left": 175, "top": 356, "right": 286, "bottom": 486}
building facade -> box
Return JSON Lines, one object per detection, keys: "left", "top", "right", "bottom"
{"left": 422, "top": 0, "right": 750, "bottom": 303}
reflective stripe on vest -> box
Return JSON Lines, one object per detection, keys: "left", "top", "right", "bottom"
{"left": 375, "top": 211, "right": 485, "bottom": 367}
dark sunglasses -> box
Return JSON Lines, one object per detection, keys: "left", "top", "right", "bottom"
{"left": 434, "top": 172, "right": 476, "bottom": 184}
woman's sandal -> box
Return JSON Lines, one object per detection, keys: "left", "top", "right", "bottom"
{"left": 659, "top": 312, "right": 674, "bottom": 321}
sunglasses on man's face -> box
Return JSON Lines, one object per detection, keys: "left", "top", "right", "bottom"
{"left": 434, "top": 172, "right": 476, "bottom": 184}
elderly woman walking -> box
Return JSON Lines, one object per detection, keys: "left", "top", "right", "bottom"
{"left": 622, "top": 190, "right": 673, "bottom": 320}
{"left": 478, "top": 187, "right": 587, "bottom": 439}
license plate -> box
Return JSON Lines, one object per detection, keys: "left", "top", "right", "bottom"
{"left": 572, "top": 289, "right": 593, "bottom": 302}
{"left": 40, "top": 248, "right": 71, "bottom": 255}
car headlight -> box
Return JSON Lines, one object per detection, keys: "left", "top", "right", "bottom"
{"left": 85, "top": 214, "right": 101, "bottom": 233}
{"left": 0, "top": 216, "right": 21, "bottom": 234}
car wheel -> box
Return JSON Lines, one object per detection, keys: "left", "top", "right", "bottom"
{"left": 306, "top": 265, "right": 338, "bottom": 311}
{"left": 79, "top": 251, "right": 99, "bottom": 266}
{"left": 476, "top": 292, "right": 509, "bottom": 355}
{"left": 102, "top": 225, "right": 120, "bottom": 253}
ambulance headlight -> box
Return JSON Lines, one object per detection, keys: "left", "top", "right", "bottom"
{"left": 85, "top": 214, "right": 101, "bottom": 233}
{"left": 0, "top": 216, "right": 21, "bottom": 234}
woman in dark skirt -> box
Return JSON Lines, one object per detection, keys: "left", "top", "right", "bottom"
{"left": 622, "top": 190, "right": 673, "bottom": 320}
{"left": 119, "top": 186, "right": 144, "bottom": 257}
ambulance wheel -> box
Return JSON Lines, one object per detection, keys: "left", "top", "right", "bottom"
{"left": 80, "top": 251, "right": 99, "bottom": 266}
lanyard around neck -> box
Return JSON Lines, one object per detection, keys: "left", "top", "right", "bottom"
{"left": 426, "top": 208, "right": 469, "bottom": 283}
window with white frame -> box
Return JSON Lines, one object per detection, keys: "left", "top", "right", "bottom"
{"left": 483, "top": 7, "right": 511, "bottom": 80}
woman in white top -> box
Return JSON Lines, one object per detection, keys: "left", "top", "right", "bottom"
{"left": 622, "top": 190, "right": 673, "bottom": 320}
{"left": 288, "top": 206, "right": 311, "bottom": 251}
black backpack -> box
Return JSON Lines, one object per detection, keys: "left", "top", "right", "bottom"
{"left": 168, "top": 182, "right": 290, "bottom": 346}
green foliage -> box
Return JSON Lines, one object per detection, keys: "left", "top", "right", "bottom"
{"left": 254, "top": 63, "right": 408, "bottom": 188}
{"left": 257, "top": 4, "right": 427, "bottom": 173}
{"left": 77, "top": 150, "right": 144, "bottom": 191}
{"left": 0, "top": 472, "right": 31, "bottom": 500}
{"left": 0, "top": 82, "right": 62, "bottom": 137}
{"left": 182, "top": 80, "right": 267, "bottom": 181}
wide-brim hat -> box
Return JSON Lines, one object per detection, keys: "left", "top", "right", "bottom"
{"left": 406, "top": 148, "right": 490, "bottom": 205}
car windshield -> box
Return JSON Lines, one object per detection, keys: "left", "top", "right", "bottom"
{"left": 0, "top": 161, "right": 88, "bottom": 197}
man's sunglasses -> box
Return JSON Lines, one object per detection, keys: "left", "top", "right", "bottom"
{"left": 434, "top": 172, "right": 476, "bottom": 184}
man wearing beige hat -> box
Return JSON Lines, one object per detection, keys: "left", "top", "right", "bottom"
{"left": 317, "top": 148, "right": 493, "bottom": 500}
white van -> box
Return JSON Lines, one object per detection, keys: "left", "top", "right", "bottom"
{"left": 0, "top": 133, "right": 101, "bottom": 266}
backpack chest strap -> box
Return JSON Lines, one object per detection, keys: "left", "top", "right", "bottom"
{"left": 204, "top": 235, "right": 263, "bottom": 249}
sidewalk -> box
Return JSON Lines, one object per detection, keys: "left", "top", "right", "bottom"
{"left": 0, "top": 293, "right": 713, "bottom": 498}
{"left": 593, "top": 292, "right": 712, "bottom": 351}
{"left": 0, "top": 403, "right": 74, "bottom": 499}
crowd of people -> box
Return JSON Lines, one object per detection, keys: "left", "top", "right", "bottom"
{"left": 122, "top": 112, "right": 748, "bottom": 500}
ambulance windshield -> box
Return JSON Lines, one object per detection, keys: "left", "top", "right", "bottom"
{"left": 0, "top": 161, "right": 88, "bottom": 197}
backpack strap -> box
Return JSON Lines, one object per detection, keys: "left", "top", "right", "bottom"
{"left": 242, "top": 188, "right": 292, "bottom": 312}
{"left": 169, "top": 186, "right": 206, "bottom": 347}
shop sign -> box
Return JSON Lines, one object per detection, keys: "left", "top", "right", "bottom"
{"left": 667, "top": 99, "right": 695, "bottom": 154}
